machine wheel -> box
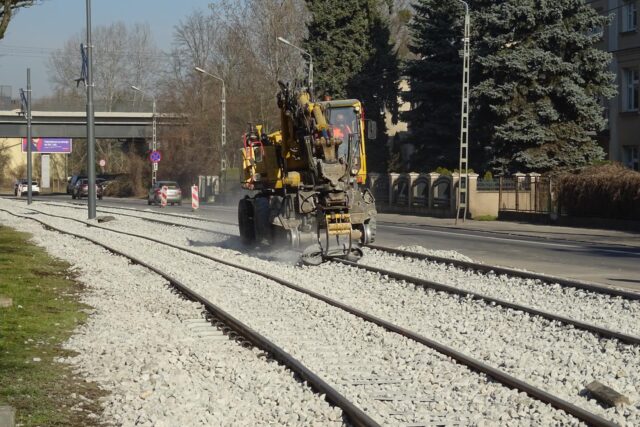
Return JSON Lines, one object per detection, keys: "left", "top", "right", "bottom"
{"left": 363, "top": 216, "right": 377, "bottom": 244}
{"left": 72, "top": 193, "right": 76, "bottom": 200}
{"left": 238, "top": 198, "right": 255, "bottom": 245}
{"left": 253, "top": 197, "right": 272, "bottom": 245}
{"left": 148, "top": 200, "right": 152, "bottom": 205}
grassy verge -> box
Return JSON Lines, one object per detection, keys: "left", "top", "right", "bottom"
{"left": 0, "top": 225, "right": 105, "bottom": 426}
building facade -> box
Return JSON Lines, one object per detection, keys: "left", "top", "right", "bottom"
{"left": 591, "top": 0, "right": 640, "bottom": 170}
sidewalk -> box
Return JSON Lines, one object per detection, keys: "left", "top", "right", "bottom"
{"left": 377, "top": 213, "right": 640, "bottom": 248}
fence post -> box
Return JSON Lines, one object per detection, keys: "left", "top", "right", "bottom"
{"left": 528, "top": 173, "right": 541, "bottom": 213}
{"left": 427, "top": 172, "right": 440, "bottom": 209}
{"left": 514, "top": 172, "right": 526, "bottom": 212}
{"left": 498, "top": 176, "right": 503, "bottom": 211}
{"left": 408, "top": 172, "right": 419, "bottom": 209}
{"left": 388, "top": 173, "right": 400, "bottom": 205}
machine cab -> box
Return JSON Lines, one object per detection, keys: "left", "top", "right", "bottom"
{"left": 318, "top": 99, "right": 369, "bottom": 184}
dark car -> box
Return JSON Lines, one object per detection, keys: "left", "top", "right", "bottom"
{"left": 72, "top": 179, "right": 103, "bottom": 200}
{"left": 67, "top": 175, "right": 86, "bottom": 194}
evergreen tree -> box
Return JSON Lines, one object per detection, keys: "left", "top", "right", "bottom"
{"left": 402, "top": 0, "right": 464, "bottom": 172}
{"left": 470, "top": 0, "right": 616, "bottom": 172}
{"left": 304, "top": 0, "right": 399, "bottom": 172}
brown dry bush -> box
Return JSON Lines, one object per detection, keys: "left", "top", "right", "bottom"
{"left": 557, "top": 163, "right": 640, "bottom": 220}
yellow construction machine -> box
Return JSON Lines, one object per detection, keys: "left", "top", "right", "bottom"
{"left": 238, "top": 81, "right": 377, "bottom": 265}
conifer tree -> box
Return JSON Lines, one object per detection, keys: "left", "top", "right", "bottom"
{"left": 402, "top": 0, "right": 464, "bottom": 171}
{"left": 470, "top": 0, "right": 616, "bottom": 172}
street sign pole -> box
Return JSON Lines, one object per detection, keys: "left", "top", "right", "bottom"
{"left": 86, "top": 0, "right": 97, "bottom": 218}
{"left": 152, "top": 98, "right": 157, "bottom": 186}
{"left": 26, "top": 68, "right": 32, "bottom": 205}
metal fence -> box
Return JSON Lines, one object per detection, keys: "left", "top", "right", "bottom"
{"left": 498, "top": 176, "right": 553, "bottom": 214}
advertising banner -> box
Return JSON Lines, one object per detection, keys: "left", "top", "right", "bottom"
{"left": 21, "top": 138, "right": 72, "bottom": 153}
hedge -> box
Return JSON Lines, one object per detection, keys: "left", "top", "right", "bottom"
{"left": 557, "top": 163, "right": 640, "bottom": 220}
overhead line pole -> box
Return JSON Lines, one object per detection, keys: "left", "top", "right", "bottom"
{"left": 455, "top": 0, "right": 471, "bottom": 224}
{"left": 26, "top": 68, "right": 32, "bottom": 205}
{"left": 194, "top": 67, "right": 226, "bottom": 175}
{"left": 86, "top": 0, "right": 97, "bottom": 219}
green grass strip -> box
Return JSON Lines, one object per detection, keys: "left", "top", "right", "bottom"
{"left": 0, "top": 225, "right": 104, "bottom": 426}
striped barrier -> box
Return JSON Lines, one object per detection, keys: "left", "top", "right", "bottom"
{"left": 160, "top": 185, "right": 168, "bottom": 208}
{"left": 191, "top": 185, "right": 199, "bottom": 211}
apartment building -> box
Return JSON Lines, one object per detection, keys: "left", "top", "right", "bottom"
{"left": 591, "top": 0, "right": 640, "bottom": 170}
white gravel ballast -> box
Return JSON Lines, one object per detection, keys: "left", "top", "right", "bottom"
{"left": 15, "top": 199, "right": 640, "bottom": 426}
{"left": 0, "top": 200, "right": 587, "bottom": 425}
{"left": 0, "top": 207, "right": 345, "bottom": 426}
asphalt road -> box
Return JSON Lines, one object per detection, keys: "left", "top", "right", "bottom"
{"left": 12, "top": 194, "right": 640, "bottom": 290}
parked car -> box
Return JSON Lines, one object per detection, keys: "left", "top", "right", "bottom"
{"left": 72, "top": 178, "right": 103, "bottom": 200}
{"left": 14, "top": 179, "right": 40, "bottom": 196}
{"left": 67, "top": 175, "right": 86, "bottom": 194}
{"left": 148, "top": 181, "right": 182, "bottom": 205}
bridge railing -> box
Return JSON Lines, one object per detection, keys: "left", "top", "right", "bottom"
{"left": 5, "top": 98, "right": 155, "bottom": 113}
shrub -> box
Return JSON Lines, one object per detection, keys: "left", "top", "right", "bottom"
{"left": 483, "top": 171, "right": 493, "bottom": 180}
{"left": 434, "top": 167, "right": 452, "bottom": 176}
{"left": 557, "top": 163, "right": 640, "bottom": 220}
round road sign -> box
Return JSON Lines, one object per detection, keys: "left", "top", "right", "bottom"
{"left": 149, "top": 150, "right": 162, "bottom": 163}
{"left": 99, "top": 159, "right": 106, "bottom": 167}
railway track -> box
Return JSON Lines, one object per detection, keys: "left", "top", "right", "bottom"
{"left": 1, "top": 200, "right": 634, "bottom": 426}
{"left": 31, "top": 199, "right": 640, "bottom": 342}
{"left": 37, "top": 199, "right": 640, "bottom": 298}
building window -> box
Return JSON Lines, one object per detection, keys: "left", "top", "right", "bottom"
{"left": 622, "top": 2, "right": 638, "bottom": 32}
{"left": 623, "top": 68, "right": 639, "bottom": 111}
{"left": 623, "top": 145, "right": 639, "bottom": 171}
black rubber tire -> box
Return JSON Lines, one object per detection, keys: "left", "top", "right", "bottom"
{"left": 148, "top": 200, "right": 152, "bottom": 205}
{"left": 72, "top": 193, "right": 76, "bottom": 200}
{"left": 253, "top": 197, "right": 272, "bottom": 245}
{"left": 238, "top": 198, "right": 255, "bottom": 245}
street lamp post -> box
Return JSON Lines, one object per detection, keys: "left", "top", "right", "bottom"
{"left": 455, "top": 0, "right": 470, "bottom": 224}
{"left": 277, "top": 36, "right": 313, "bottom": 98}
{"left": 131, "top": 86, "right": 157, "bottom": 186}
{"left": 194, "top": 67, "right": 226, "bottom": 175}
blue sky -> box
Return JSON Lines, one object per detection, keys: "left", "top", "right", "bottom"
{"left": 0, "top": 0, "right": 208, "bottom": 97}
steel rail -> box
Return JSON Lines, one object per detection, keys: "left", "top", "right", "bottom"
{"left": 24, "top": 204, "right": 640, "bottom": 345}
{"left": 4, "top": 206, "right": 619, "bottom": 427}
{"left": 366, "top": 244, "right": 640, "bottom": 301}
{"left": 336, "top": 259, "right": 640, "bottom": 346}
{"left": 0, "top": 208, "right": 379, "bottom": 427}
{"left": 14, "top": 199, "right": 233, "bottom": 234}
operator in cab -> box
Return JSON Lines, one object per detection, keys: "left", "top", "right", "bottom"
{"left": 331, "top": 112, "right": 352, "bottom": 142}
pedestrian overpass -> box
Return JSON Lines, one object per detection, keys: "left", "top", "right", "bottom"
{"left": 0, "top": 110, "right": 184, "bottom": 139}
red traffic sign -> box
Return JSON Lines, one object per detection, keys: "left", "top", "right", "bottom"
{"left": 149, "top": 150, "right": 162, "bottom": 163}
